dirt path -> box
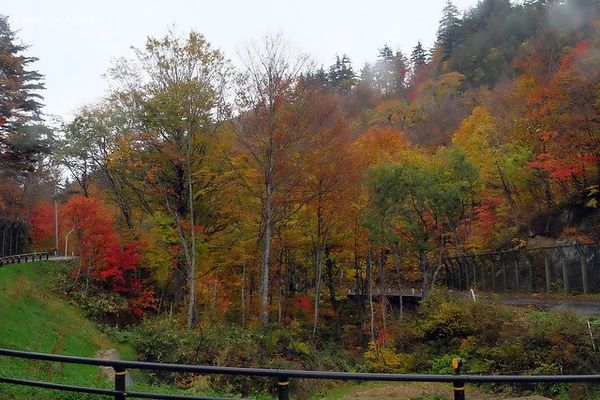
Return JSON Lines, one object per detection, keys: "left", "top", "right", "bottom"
{"left": 95, "top": 348, "right": 134, "bottom": 386}
{"left": 331, "top": 382, "right": 551, "bottom": 400}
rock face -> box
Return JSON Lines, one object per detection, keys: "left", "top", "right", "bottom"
{"left": 528, "top": 203, "right": 600, "bottom": 242}
{"left": 526, "top": 234, "right": 557, "bottom": 249}
{"left": 95, "top": 348, "right": 134, "bottom": 387}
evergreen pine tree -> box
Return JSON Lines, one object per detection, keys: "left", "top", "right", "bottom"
{"left": 372, "top": 45, "right": 407, "bottom": 97}
{"left": 410, "top": 41, "right": 429, "bottom": 88}
{"left": 379, "top": 44, "right": 394, "bottom": 60}
{"left": 327, "top": 54, "right": 355, "bottom": 92}
{"left": 436, "top": 0, "right": 462, "bottom": 61}
{"left": 314, "top": 67, "right": 329, "bottom": 86}
{"left": 411, "top": 41, "right": 427, "bottom": 68}
{"left": 0, "top": 15, "right": 46, "bottom": 173}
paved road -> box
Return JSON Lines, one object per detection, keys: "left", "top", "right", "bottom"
{"left": 497, "top": 296, "right": 600, "bottom": 317}
{"left": 47, "top": 256, "right": 78, "bottom": 262}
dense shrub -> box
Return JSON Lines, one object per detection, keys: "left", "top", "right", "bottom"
{"left": 119, "top": 289, "right": 600, "bottom": 398}
{"left": 377, "top": 289, "right": 600, "bottom": 397}
{"left": 130, "top": 318, "right": 361, "bottom": 397}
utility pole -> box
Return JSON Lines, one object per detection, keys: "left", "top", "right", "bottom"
{"left": 54, "top": 187, "right": 59, "bottom": 256}
{"left": 64, "top": 228, "right": 74, "bottom": 258}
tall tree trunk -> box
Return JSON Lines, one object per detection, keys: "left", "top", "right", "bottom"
{"left": 325, "top": 257, "right": 341, "bottom": 336}
{"left": 186, "top": 137, "right": 197, "bottom": 329}
{"left": 249, "top": 271, "right": 254, "bottom": 314}
{"left": 241, "top": 263, "right": 246, "bottom": 327}
{"left": 379, "top": 249, "right": 387, "bottom": 337}
{"left": 367, "top": 244, "right": 375, "bottom": 340}
{"left": 260, "top": 182, "right": 273, "bottom": 326}
{"left": 392, "top": 245, "right": 403, "bottom": 321}
{"left": 353, "top": 217, "right": 365, "bottom": 327}
{"left": 430, "top": 231, "right": 446, "bottom": 291}
{"left": 420, "top": 248, "right": 429, "bottom": 295}
{"left": 312, "top": 239, "right": 327, "bottom": 336}
{"left": 312, "top": 200, "right": 326, "bottom": 336}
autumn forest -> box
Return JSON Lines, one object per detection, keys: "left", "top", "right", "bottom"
{"left": 2, "top": 0, "right": 600, "bottom": 398}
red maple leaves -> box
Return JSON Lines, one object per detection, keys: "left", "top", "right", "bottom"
{"left": 60, "top": 195, "right": 154, "bottom": 316}
{"left": 529, "top": 152, "right": 597, "bottom": 181}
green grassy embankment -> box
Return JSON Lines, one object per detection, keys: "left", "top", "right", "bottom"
{"left": 0, "top": 260, "right": 245, "bottom": 400}
{"left": 0, "top": 260, "right": 136, "bottom": 399}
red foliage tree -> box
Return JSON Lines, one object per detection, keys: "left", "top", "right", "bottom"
{"left": 62, "top": 195, "right": 154, "bottom": 316}
{"left": 62, "top": 195, "right": 117, "bottom": 274}
{"left": 102, "top": 241, "right": 143, "bottom": 294}
{"left": 30, "top": 203, "right": 58, "bottom": 251}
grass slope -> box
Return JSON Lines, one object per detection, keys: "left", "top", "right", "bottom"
{"left": 0, "top": 260, "right": 134, "bottom": 399}
{"left": 0, "top": 261, "right": 238, "bottom": 400}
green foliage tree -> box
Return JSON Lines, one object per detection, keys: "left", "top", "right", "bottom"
{"left": 365, "top": 147, "right": 477, "bottom": 293}
{"left": 363, "top": 45, "right": 409, "bottom": 98}
{"left": 59, "top": 103, "right": 137, "bottom": 228}
{"left": 0, "top": 14, "right": 54, "bottom": 252}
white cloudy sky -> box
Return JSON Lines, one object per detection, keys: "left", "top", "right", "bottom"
{"left": 4, "top": 0, "right": 480, "bottom": 120}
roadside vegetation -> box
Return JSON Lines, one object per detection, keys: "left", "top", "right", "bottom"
{"left": 3, "top": 260, "right": 600, "bottom": 398}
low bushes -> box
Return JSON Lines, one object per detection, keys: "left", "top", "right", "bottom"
{"left": 127, "top": 318, "right": 360, "bottom": 397}
{"left": 364, "top": 289, "right": 600, "bottom": 397}
{"left": 55, "top": 263, "right": 600, "bottom": 399}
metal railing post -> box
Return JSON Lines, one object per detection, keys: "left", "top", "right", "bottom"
{"left": 452, "top": 357, "right": 465, "bottom": 400}
{"left": 114, "top": 367, "right": 126, "bottom": 400}
{"left": 277, "top": 375, "right": 290, "bottom": 400}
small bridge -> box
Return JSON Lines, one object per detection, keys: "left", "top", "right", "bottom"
{"left": 347, "top": 288, "right": 424, "bottom": 306}
{"left": 440, "top": 243, "right": 600, "bottom": 295}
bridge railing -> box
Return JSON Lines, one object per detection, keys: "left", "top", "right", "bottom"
{"left": 0, "top": 252, "right": 49, "bottom": 267}
{"left": 1, "top": 348, "right": 600, "bottom": 400}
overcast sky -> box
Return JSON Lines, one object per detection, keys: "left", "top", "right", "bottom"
{"left": 4, "top": 0, "right": 481, "bottom": 120}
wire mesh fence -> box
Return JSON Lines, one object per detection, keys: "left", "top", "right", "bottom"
{"left": 441, "top": 243, "right": 600, "bottom": 294}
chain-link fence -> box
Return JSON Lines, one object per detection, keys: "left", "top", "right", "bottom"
{"left": 0, "top": 218, "right": 28, "bottom": 257}
{"left": 440, "top": 244, "right": 600, "bottom": 294}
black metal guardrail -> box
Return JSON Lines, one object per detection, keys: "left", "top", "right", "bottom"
{"left": 2, "top": 349, "right": 600, "bottom": 399}
{"left": 0, "top": 252, "right": 49, "bottom": 267}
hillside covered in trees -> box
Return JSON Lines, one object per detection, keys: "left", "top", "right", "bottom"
{"left": 2, "top": 0, "right": 600, "bottom": 397}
